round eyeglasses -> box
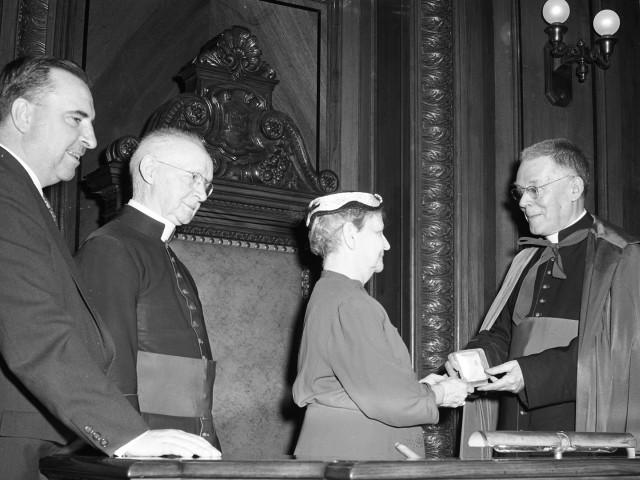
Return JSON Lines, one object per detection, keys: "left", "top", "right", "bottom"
{"left": 155, "top": 159, "right": 214, "bottom": 196}
{"left": 510, "top": 175, "right": 572, "bottom": 201}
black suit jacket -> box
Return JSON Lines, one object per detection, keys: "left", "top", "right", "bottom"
{"left": 0, "top": 147, "right": 148, "bottom": 474}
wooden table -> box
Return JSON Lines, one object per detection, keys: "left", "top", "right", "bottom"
{"left": 40, "top": 455, "right": 640, "bottom": 480}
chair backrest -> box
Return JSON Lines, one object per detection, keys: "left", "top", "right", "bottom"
{"left": 85, "top": 25, "right": 339, "bottom": 248}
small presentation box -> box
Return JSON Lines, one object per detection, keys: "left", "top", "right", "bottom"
{"left": 452, "top": 348, "right": 490, "bottom": 387}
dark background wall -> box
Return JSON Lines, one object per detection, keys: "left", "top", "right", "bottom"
{"left": 455, "top": 0, "right": 640, "bottom": 345}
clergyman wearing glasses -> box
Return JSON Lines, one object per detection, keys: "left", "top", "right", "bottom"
{"left": 445, "top": 138, "right": 640, "bottom": 455}
{"left": 76, "top": 127, "right": 222, "bottom": 454}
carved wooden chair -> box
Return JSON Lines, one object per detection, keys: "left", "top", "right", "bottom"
{"left": 85, "top": 25, "right": 338, "bottom": 249}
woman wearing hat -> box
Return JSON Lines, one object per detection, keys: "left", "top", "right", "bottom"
{"left": 292, "top": 192, "right": 471, "bottom": 460}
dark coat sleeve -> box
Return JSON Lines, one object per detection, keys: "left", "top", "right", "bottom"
{"left": 466, "top": 307, "right": 512, "bottom": 367}
{"left": 466, "top": 268, "right": 578, "bottom": 409}
{"left": 0, "top": 167, "right": 148, "bottom": 455}
{"left": 577, "top": 236, "right": 640, "bottom": 436}
{"left": 517, "top": 337, "right": 577, "bottom": 408}
{"left": 75, "top": 234, "right": 140, "bottom": 401}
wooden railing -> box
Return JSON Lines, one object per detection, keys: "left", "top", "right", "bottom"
{"left": 40, "top": 455, "right": 640, "bottom": 480}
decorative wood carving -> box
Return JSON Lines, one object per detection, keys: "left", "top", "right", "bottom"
{"left": 87, "top": 25, "right": 338, "bottom": 248}
{"left": 84, "top": 136, "right": 138, "bottom": 223}
{"left": 418, "top": 0, "right": 458, "bottom": 458}
{"left": 15, "top": 0, "right": 48, "bottom": 57}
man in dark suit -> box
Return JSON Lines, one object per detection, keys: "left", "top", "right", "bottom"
{"left": 0, "top": 56, "right": 220, "bottom": 479}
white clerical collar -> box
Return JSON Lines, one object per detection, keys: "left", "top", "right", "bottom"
{"left": 0, "top": 142, "right": 44, "bottom": 195}
{"left": 128, "top": 199, "right": 176, "bottom": 242}
{"left": 545, "top": 209, "right": 587, "bottom": 243}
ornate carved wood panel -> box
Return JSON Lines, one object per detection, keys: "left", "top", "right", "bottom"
{"left": 418, "top": 0, "right": 457, "bottom": 458}
{"left": 15, "top": 0, "right": 48, "bottom": 56}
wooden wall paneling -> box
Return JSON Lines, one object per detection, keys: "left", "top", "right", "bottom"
{"left": 492, "top": 0, "right": 524, "bottom": 296}
{"left": 47, "top": 0, "right": 87, "bottom": 250}
{"left": 338, "top": 0, "right": 374, "bottom": 191}
{"left": 50, "top": 0, "right": 86, "bottom": 62}
{"left": 452, "top": 0, "right": 498, "bottom": 354}
{"left": 450, "top": 0, "right": 498, "bottom": 457}
{"left": 357, "top": 1, "right": 375, "bottom": 193}
{"left": 373, "top": 0, "right": 412, "bottom": 343}
{"left": 209, "top": 0, "right": 369, "bottom": 192}
{"left": 613, "top": 0, "right": 640, "bottom": 237}
{"left": 0, "top": 0, "right": 20, "bottom": 64}
{"left": 325, "top": 0, "right": 343, "bottom": 185}
{"left": 518, "top": 0, "right": 597, "bottom": 218}
{"left": 408, "top": 0, "right": 419, "bottom": 368}
{"left": 594, "top": 0, "right": 640, "bottom": 236}
{"left": 592, "top": 0, "right": 621, "bottom": 227}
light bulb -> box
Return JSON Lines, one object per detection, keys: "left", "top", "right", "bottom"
{"left": 593, "top": 10, "right": 620, "bottom": 36}
{"left": 542, "top": 0, "right": 570, "bottom": 24}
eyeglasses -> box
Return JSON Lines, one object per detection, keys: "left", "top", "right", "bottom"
{"left": 510, "top": 175, "right": 572, "bottom": 201}
{"left": 155, "top": 159, "right": 214, "bottom": 196}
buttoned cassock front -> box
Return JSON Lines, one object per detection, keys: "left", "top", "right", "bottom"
{"left": 469, "top": 214, "right": 591, "bottom": 431}
{"left": 75, "top": 206, "right": 220, "bottom": 449}
{"left": 0, "top": 149, "right": 149, "bottom": 479}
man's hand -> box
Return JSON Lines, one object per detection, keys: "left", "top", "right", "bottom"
{"left": 121, "top": 429, "right": 222, "bottom": 459}
{"left": 476, "top": 360, "right": 524, "bottom": 394}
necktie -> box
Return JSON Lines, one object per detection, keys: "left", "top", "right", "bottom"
{"left": 512, "top": 228, "right": 589, "bottom": 324}
{"left": 43, "top": 196, "right": 57, "bottom": 223}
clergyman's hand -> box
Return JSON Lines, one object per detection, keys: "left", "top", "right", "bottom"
{"left": 121, "top": 429, "right": 222, "bottom": 459}
{"left": 444, "top": 353, "right": 461, "bottom": 378}
{"left": 476, "top": 360, "right": 524, "bottom": 394}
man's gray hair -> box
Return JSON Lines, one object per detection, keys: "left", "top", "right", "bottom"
{"left": 520, "top": 138, "right": 590, "bottom": 197}
{"left": 129, "top": 127, "right": 206, "bottom": 194}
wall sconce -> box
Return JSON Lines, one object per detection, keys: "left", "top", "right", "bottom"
{"left": 542, "top": 0, "right": 620, "bottom": 107}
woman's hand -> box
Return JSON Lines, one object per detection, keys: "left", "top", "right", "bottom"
{"left": 423, "top": 376, "right": 473, "bottom": 408}
{"left": 418, "top": 373, "right": 446, "bottom": 385}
